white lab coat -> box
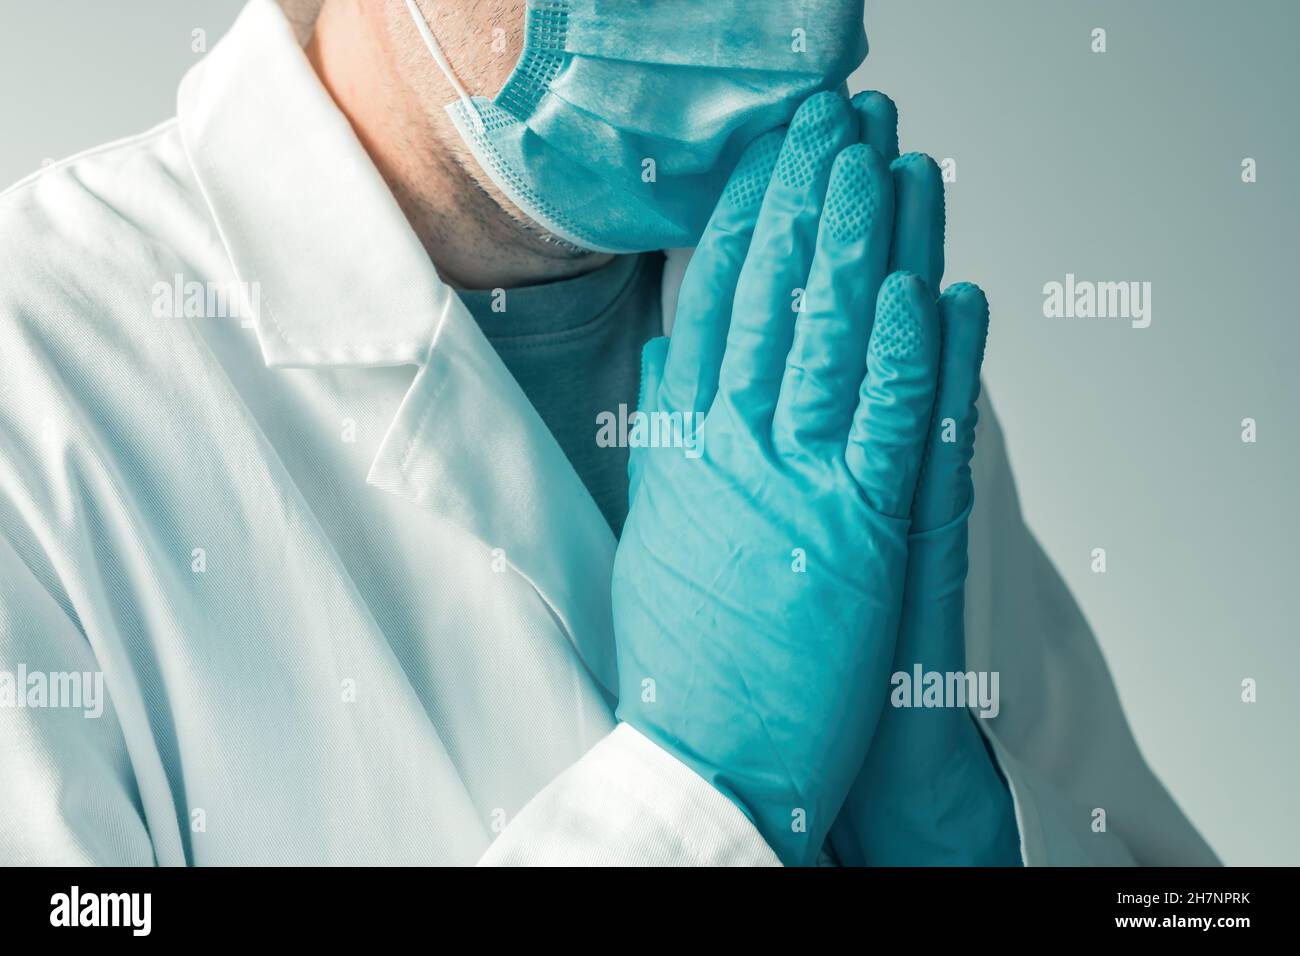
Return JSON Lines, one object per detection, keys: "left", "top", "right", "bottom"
{"left": 0, "top": 0, "right": 1216, "bottom": 866}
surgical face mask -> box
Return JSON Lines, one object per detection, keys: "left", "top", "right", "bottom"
{"left": 404, "top": 0, "right": 867, "bottom": 253}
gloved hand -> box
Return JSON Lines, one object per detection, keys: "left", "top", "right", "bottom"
{"left": 612, "top": 91, "right": 946, "bottom": 865}
{"left": 827, "top": 95, "right": 1021, "bottom": 866}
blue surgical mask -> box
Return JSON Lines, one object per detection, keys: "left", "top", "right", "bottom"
{"left": 404, "top": 0, "right": 867, "bottom": 253}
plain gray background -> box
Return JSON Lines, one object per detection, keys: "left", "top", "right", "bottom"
{"left": 2, "top": 0, "right": 1295, "bottom": 864}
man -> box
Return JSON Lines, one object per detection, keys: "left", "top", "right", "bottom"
{"left": 0, "top": 0, "right": 1216, "bottom": 865}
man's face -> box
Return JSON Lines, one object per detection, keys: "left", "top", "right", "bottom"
{"left": 387, "top": 0, "right": 590, "bottom": 254}
{"left": 389, "top": 0, "right": 869, "bottom": 253}
{"left": 402, "top": 0, "right": 525, "bottom": 100}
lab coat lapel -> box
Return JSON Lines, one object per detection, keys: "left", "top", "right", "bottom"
{"left": 368, "top": 292, "right": 619, "bottom": 694}
{"left": 181, "top": 0, "right": 620, "bottom": 694}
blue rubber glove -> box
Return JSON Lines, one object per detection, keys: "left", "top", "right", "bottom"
{"left": 613, "top": 92, "right": 943, "bottom": 866}
{"left": 828, "top": 94, "right": 1021, "bottom": 866}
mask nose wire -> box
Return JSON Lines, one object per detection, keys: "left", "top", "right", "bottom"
{"left": 403, "top": 0, "right": 487, "bottom": 133}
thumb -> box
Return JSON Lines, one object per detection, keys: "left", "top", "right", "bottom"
{"left": 628, "top": 336, "right": 670, "bottom": 505}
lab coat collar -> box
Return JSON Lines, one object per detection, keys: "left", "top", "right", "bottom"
{"left": 176, "top": 0, "right": 619, "bottom": 689}
{"left": 177, "top": 0, "right": 449, "bottom": 369}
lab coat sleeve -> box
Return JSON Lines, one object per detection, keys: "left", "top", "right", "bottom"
{"left": 964, "top": 391, "right": 1220, "bottom": 866}
{"left": 0, "top": 530, "right": 155, "bottom": 865}
{"left": 478, "top": 723, "right": 781, "bottom": 866}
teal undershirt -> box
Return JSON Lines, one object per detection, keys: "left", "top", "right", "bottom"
{"left": 457, "top": 252, "right": 665, "bottom": 536}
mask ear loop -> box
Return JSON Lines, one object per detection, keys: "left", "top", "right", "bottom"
{"left": 403, "top": 0, "right": 487, "bottom": 134}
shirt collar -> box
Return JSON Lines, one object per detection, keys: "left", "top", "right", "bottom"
{"left": 177, "top": 0, "right": 450, "bottom": 368}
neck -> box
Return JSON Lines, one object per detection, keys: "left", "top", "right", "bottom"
{"left": 305, "top": 1, "right": 612, "bottom": 290}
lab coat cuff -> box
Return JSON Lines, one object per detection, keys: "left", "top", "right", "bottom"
{"left": 478, "top": 723, "right": 782, "bottom": 866}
